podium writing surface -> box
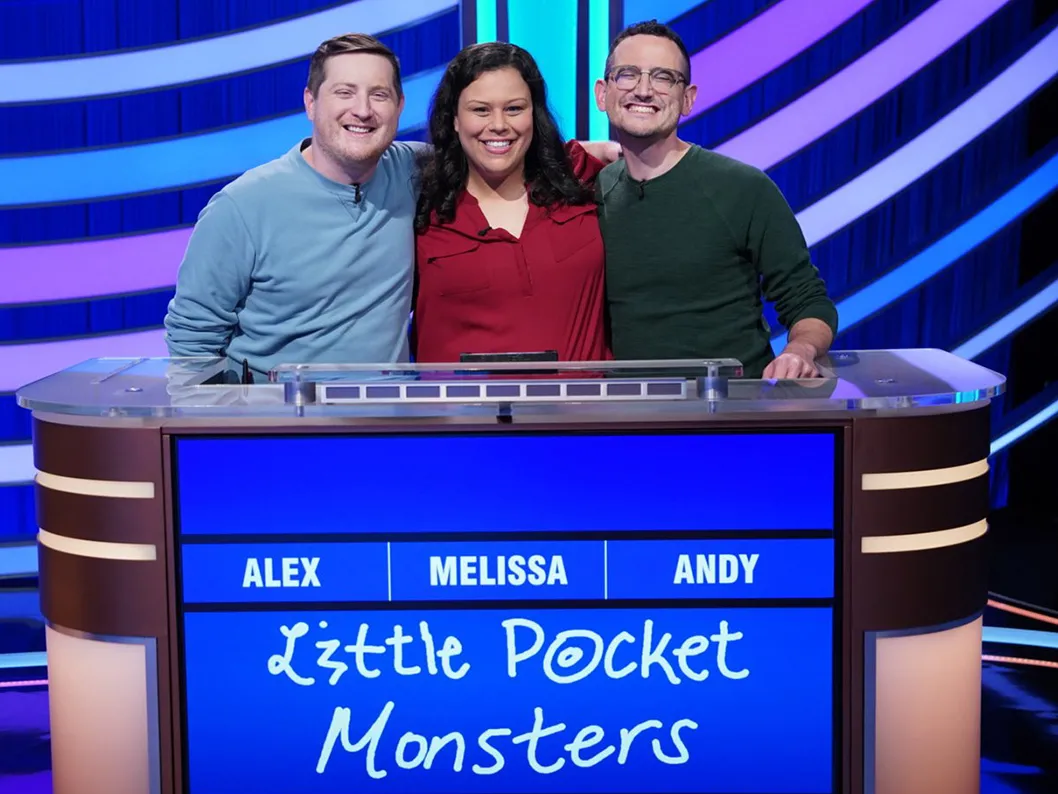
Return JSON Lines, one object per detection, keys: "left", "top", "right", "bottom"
{"left": 16, "top": 350, "right": 1004, "bottom": 794}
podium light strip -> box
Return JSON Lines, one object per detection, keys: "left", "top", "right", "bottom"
{"left": 0, "top": 0, "right": 456, "bottom": 104}
{"left": 319, "top": 378, "right": 689, "bottom": 403}
{"left": 952, "top": 276, "right": 1058, "bottom": 360}
{"left": 771, "top": 148, "right": 1058, "bottom": 352}
{"left": 0, "top": 0, "right": 995, "bottom": 206}
{"left": 861, "top": 459, "right": 989, "bottom": 491}
{"left": 0, "top": 66, "right": 445, "bottom": 207}
{"left": 861, "top": 519, "right": 988, "bottom": 554}
{"left": 713, "top": 0, "right": 1011, "bottom": 171}
{"left": 685, "top": 0, "right": 873, "bottom": 117}
{"left": 794, "top": 24, "right": 1058, "bottom": 247}
{"left": 35, "top": 471, "right": 155, "bottom": 499}
{"left": 36, "top": 528, "right": 157, "bottom": 561}
{"left": 990, "top": 398, "right": 1058, "bottom": 456}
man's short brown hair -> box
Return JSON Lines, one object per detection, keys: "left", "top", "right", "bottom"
{"left": 307, "top": 33, "right": 403, "bottom": 98}
{"left": 605, "top": 20, "right": 691, "bottom": 83}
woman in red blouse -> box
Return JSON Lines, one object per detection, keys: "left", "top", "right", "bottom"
{"left": 412, "top": 42, "right": 609, "bottom": 362}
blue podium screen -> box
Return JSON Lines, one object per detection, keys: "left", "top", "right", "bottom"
{"left": 173, "top": 430, "right": 840, "bottom": 794}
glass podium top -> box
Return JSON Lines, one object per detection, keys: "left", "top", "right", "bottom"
{"left": 15, "top": 349, "right": 1004, "bottom": 420}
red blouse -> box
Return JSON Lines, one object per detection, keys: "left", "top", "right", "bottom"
{"left": 412, "top": 142, "right": 609, "bottom": 363}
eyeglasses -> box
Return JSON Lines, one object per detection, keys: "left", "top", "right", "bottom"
{"left": 607, "top": 66, "right": 687, "bottom": 93}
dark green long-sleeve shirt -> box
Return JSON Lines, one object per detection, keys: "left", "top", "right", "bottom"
{"left": 597, "top": 145, "right": 838, "bottom": 378}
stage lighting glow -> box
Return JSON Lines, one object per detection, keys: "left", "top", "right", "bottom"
{"left": 951, "top": 276, "right": 1058, "bottom": 360}
{"left": 796, "top": 25, "right": 1058, "bottom": 246}
{"left": 828, "top": 151, "right": 1058, "bottom": 332}
{"left": 771, "top": 149, "right": 1058, "bottom": 351}
{"left": 991, "top": 397, "right": 1058, "bottom": 455}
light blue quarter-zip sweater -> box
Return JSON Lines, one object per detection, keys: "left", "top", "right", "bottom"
{"left": 164, "top": 138, "right": 426, "bottom": 377}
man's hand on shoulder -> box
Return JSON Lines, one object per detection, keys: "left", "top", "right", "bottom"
{"left": 578, "top": 140, "right": 623, "bottom": 165}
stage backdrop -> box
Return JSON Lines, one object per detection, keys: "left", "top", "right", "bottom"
{"left": 0, "top": 0, "right": 1056, "bottom": 551}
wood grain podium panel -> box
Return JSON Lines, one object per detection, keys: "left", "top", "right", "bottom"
{"left": 850, "top": 405, "right": 990, "bottom": 633}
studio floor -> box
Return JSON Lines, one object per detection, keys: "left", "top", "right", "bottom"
{"left": 1, "top": 508, "right": 1055, "bottom": 793}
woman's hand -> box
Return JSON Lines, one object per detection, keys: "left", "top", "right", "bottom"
{"left": 578, "top": 140, "right": 623, "bottom": 164}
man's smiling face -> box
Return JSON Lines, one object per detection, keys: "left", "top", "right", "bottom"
{"left": 305, "top": 52, "right": 404, "bottom": 174}
{"left": 596, "top": 34, "right": 696, "bottom": 143}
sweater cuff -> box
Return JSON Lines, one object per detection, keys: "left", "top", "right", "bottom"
{"left": 785, "top": 300, "right": 839, "bottom": 338}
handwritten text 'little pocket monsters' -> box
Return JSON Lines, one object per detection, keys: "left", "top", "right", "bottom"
{"left": 266, "top": 618, "right": 752, "bottom": 779}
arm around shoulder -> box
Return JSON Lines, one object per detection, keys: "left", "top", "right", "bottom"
{"left": 395, "top": 140, "right": 434, "bottom": 174}
{"left": 566, "top": 140, "right": 620, "bottom": 184}
{"left": 164, "top": 191, "right": 256, "bottom": 358}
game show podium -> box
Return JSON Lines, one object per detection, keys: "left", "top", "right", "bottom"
{"left": 16, "top": 349, "right": 1004, "bottom": 794}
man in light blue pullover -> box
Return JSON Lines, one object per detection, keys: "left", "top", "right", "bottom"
{"left": 164, "top": 33, "right": 425, "bottom": 379}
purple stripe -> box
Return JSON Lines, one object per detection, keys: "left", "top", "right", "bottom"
{"left": 716, "top": 0, "right": 1011, "bottom": 170}
{"left": 686, "top": 0, "right": 874, "bottom": 117}
{"left": 0, "top": 329, "right": 167, "bottom": 393}
{"left": 0, "top": 228, "right": 190, "bottom": 305}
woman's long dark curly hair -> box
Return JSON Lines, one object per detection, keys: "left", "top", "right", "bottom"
{"left": 414, "top": 42, "right": 594, "bottom": 232}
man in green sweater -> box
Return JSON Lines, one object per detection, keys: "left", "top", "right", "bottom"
{"left": 594, "top": 21, "right": 838, "bottom": 379}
